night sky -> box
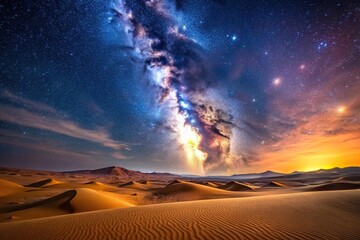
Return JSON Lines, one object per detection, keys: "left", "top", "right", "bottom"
{"left": 0, "top": 0, "right": 359, "bottom": 175}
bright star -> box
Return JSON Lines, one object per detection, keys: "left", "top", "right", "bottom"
{"left": 232, "top": 35, "right": 237, "bottom": 41}
{"left": 180, "top": 101, "right": 190, "bottom": 109}
{"left": 337, "top": 106, "right": 346, "bottom": 114}
{"left": 273, "top": 77, "right": 281, "bottom": 86}
{"left": 299, "top": 64, "right": 306, "bottom": 70}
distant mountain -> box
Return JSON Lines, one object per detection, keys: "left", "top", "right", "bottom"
{"left": 309, "top": 166, "right": 360, "bottom": 175}
{"left": 269, "top": 166, "right": 360, "bottom": 181}
{"left": 231, "top": 170, "right": 284, "bottom": 179}
{"left": 66, "top": 166, "right": 142, "bottom": 177}
{"left": 65, "top": 166, "right": 178, "bottom": 179}
{"left": 230, "top": 167, "right": 360, "bottom": 180}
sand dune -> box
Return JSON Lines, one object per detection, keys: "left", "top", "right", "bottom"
{"left": 205, "top": 181, "right": 221, "bottom": 188}
{"left": 309, "top": 182, "right": 360, "bottom": 191}
{"left": 119, "top": 181, "right": 150, "bottom": 190}
{"left": 0, "top": 190, "right": 75, "bottom": 222}
{"left": 273, "top": 180, "right": 307, "bottom": 187}
{"left": 85, "top": 181, "right": 104, "bottom": 186}
{"left": 0, "top": 188, "right": 134, "bottom": 222}
{"left": 153, "top": 180, "right": 239, "bottom": 201}
{"left": 25, "top": 179, "right": 117, "bottom": 191}
{"left": 0, "top": 179, "right": 24, "bottom": 197}
{"left": 219, "top": 181, "right": 254, "bottom": 191}
{"left": 198, "top": 181, "right": 221, "bottom": 188}
{"left": 262, "top": 181, "right": 287, "bottom": 188}
{"left": 167, "top": 179, "right": 182, "bottom": 186}
{"left": 81, "top": 181, "right": 121, "bottom": 192}
{"left": 337, "top": 175, "right": 360, "bottom": 182}
{"left": 26, "top": 178, "right": 63, "bottom": 187}
{"left": 1, "top": 190, "right": 359, "bottom": 240}
{"left": 70, "top": 188, "right": 134, "bottom": 213}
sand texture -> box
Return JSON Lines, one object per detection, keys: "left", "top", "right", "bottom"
{"left": 1, "top": 190, "right": 359, "bottom": 240}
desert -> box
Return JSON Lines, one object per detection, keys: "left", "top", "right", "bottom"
{"left": 1, "top": 166, "right": 360, "bottom": 239}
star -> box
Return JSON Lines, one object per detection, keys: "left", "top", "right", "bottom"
{"left": 273, "top": 77, "right": 282, "bottom": 86}
{"left": 317, "top": 41, "right": 328, "bottom": 50}
{"left": 337, "top": 106, "right": 346, "bottom": 114}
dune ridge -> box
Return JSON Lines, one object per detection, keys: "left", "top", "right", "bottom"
{"left": 26, "top": 178, "right": 63, "bottom": 188}
{"left": 202, "top": 181, "right": 220, "bottom": 188}
{"left": 0, "top": 190, "right": 75, "bottom": 221}
{"left": 0, "top": 190, "right": 76, "bottom": 214}
{"left": 119, "top": 181, "right": 150, "bottom": 190}
{"left": 0, "top": 190, "right": 359, "bottom": 240}
{"left": 262, "top": 181, "right": 287, "bottom": 188}
{"left": 153, "top": 180, "right": 237, "bottom": 201}
{"left": 85, "top": 181, "right": 104, "bottom": 186}
{"left": 219, "top": 181, "right": 254, "bottom": 191}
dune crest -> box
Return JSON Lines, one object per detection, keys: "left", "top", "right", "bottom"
{"left": 219, "top": 181, "right": 254, "bottom": 191}
{"left": 263, "top": 181, "right": 287, "bottom": 188}
{"left": 0, "top": 190, "right": 76, "bottom": 222}
{"left": 119, "top": 181, "right": 150, "bottom": 190}
{"left": 199, "top": 181, "right": 221, "bottom": 188}
{"left": 166, "top": 179, "right": 183, "bottom": 186}
{"left": 26, "top": 178, "right": 63, "bottom": 188}
{"left": 337, "top": 175, "right": 360, "bottom": 182}
{"left": 85, "top": 181, "right": 104, "bottom": 186}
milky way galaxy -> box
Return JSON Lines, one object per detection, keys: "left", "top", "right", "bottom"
{"left": 111, "top": 0, "right": 241, "bottom": 174}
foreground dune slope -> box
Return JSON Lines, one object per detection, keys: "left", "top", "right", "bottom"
{"left": 0, "top": 179, "right": 24, "bottom": 197}
{"left": 1, "top": 190, "right": 359, "bottom": 240}
{"left": 0, "top": 190, "right": 75, "bottom": 222}
{"left": 0, "top": 188, "right": 134, "bottom": 222}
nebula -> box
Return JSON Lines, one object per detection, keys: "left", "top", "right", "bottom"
{"left": 111, "top": 0, "right": 241, "bottom": 174}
